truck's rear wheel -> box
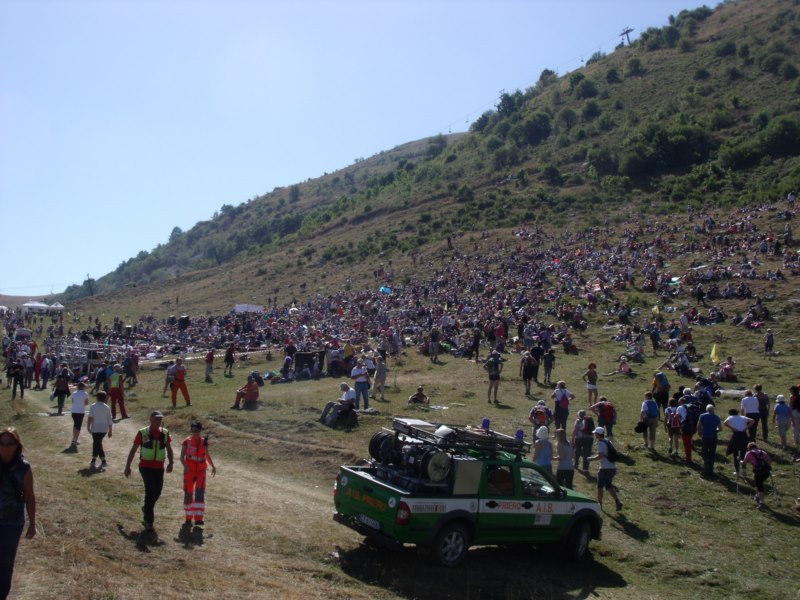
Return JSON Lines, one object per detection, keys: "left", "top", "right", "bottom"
{"left": 432, "top": 523, "right": 469, "bottom": 567}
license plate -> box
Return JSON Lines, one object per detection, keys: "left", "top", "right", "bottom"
{"left": 358, "top": 513, "right": 382, "bottom": 531}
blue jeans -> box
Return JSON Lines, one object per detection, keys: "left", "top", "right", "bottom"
{"left": 0, "top": 522, "right": 24, "bottom": 600}
{"left": 354, "top": 382, "right": 369, "bottom": 410}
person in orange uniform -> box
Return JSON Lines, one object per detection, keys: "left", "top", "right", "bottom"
{"left": 180, "top": 421, "right": 216, "bottom": 527}
{"left": 171, "top": 357, "right": 191, "bottom": 408}
{"left": 230, "top": 375, "right": 260, "bottom": 410}
{"left": 108, "top": 364, "right": 129, "bottom": 419}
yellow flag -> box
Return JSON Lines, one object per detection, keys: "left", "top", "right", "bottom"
{"left": 710, "top": 343, "right": 719, "bottom": 364}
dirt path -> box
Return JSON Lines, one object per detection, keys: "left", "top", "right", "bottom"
{"left": 11, "top": 389, "right": 379, "bottom": 600}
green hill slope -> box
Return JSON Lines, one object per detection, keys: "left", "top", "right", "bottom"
{"left": 61, "top": 0, "right": 800, "bottom": 308}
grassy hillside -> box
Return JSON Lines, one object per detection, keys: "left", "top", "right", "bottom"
{"left": 58, "top": 0, "right": 800, "bottom": 308}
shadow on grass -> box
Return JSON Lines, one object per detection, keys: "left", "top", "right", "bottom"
{"left": 337, "top": 542, "right": 626, "bottom": 599}
{"left": 116, "top": 523, "right": 166, "bottom": 553}
{"left": 78, "top": 466, "right": 103, "bottom": 477}
{"left": 607, "top": 513, "right": 650, "bottom": 541}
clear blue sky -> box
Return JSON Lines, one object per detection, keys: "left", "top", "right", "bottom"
{"left": 0, "top": 0, "right": 711, "bottom": 298}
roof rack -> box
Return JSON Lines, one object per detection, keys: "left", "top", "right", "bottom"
{"left": 391, "top": 417, "right": 530, "bottom": 457}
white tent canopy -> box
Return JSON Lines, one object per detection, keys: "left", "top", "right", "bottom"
{"left": 49, "top": 302, "right": 65, "bottom": 310}
{"left": 22, "top": 300, "right": 50, "bottom": 314}
{"left": 233, "top": 304, "right": 264, "bottom": 314}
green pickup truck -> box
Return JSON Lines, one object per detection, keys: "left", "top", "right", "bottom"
{"left": 333, "top": 418, "right": 602, "bottom": 566}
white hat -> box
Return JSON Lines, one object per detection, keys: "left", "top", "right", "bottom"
{"left": 593, "top": 427, "right": 606, "bottom": 436}
{"left": 535, "top": 426, "right": 549, "bottom": 440}
{"left": 776, "top": 394, "right": 786, "bottom": 403}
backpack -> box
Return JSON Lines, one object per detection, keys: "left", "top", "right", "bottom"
{"left": 752, "top": 449, "right": 771, "bottom": 475}
{"left": 682, "top": 402, "right": 702, "bottom": 435}
{"left": 645, "top": 399, "right": 659, "bottom": 418}
{"left": 756, "top": 392, "right": 769, "bottom": 413}
{"left": 582, "top": 416, "right": 595, "bottom": 435}
{"left": 668, "top": 410, "right": 682, "bottom": 430}
{"left": 655, "top": 372, "right": 670, "bottom": 392}
{"left": 532, "top": 408, "right": 548, "bottom": 426}
{"left": 602, "top": 439, "right": 619, "bottom": 463}
{"left": 603, "top": 403, "right": 617, "bottom": 424}
{"left": 555, "top": 389, "right": 570, "bottom": 409}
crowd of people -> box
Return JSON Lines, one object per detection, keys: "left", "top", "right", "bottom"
{"left": 3, "top": 199, "right": 800, "bottom": 595}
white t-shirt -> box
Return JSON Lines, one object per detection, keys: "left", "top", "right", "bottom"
{"left": 741, "top": 395, "right": 759, "bottom": 414}
{"left": 724, "top": 414, "right": 749, "bottom": 433}
{"left": 88, "top": 402, "right": 113, "bottom": 433}
{"left": 71, "top": 390, "right": 89, "bottom": 414}
{"left": 350, "top": 366, "right": 369, "bottom": 383}
{"left": 597, "top": 439, "right": 616, "bottom": 470}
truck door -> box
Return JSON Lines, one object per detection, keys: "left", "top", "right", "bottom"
{"left": 475, "top": 463, "right": 525, "bottom": 543}
{"left": 515, "top": 466, "right": 563, "bottom": 541}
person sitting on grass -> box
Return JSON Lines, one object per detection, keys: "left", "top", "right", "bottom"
{"left": 408, "top": 385, "right": 430, "bottom": 405}
{"left": 605, "top": 356, "right": 634, "bottom": 377}
{"left": 230, "top": 375, "right": 260, "bottom": 410}
{"left": 320, "top": 382, "right": 356, "bottom": 425}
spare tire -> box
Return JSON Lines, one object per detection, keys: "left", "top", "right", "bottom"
{"left": 368, "top": 432, "right": 395, "bottom": 463}
{"left": 369, "top": 432, "right": 389, "bottom": 461}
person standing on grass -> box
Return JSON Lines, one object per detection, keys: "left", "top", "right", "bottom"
{"left": 772, "top": 395, "right": 793, "bottom": 450}
{"left": 582, "top": 363, "right": 599, "bottom": 405}
{"left": 204, "top": 348, "right": 215, "bottom": 383}
{"left": 724, "top": 408, "right": 754, "bottom": 477}
{"left": 180, "top": 421, "right": 216, "bottom": 528}
{"left": 350, "top": 358, "right": 371, "bottom": 410}
{"left": 664, "top": 397, "right": 682, "bottom": 456}
{"left": 161, "top": 360, "right": 176, "bottom": 397}
{"left": 741, "top": 389, "right": 760, "bottom": 443}
{"left": 483, "top": 351, "right": 503, "bottom": 405}
{"left": 533, "top": 427, "right": 553, "bottom": 475}
{"left": 754, "top": 384, "right": 770, "bottom": 442}
{"left": 697, "top": 404, "right": 722, "bottom": 477}
{"left": 590, "top": 396, "right": 616, "bottom": 439}
{"left": 171, "top": 357, "right": 191, "bottom": 408}
{"left": 519, "top": 351, "right": 536, "bottom": 396}
{"left": 0, "top": 428, "right": 36, "bottom": 600}
{"left": 372, "top": 355, "right": 388, "bottom": 401}
{"left": 553, "top": 428, "right": 574, "bottom": 488}
{"left": 87, "top": 391, "right": 113, "bottom": 470}
{"left": 640, "top": 392, "right": 660, "bottom": 450}
{"left": 52, "top": 365, "right": 72, "bottom": 416}
{"left": 652, "top": 370, "right": 671, "bottom": 416}
{"left": 9, "top": 359, "right": 24, "bottom": 415}
{"left": 69, "top": 381, "right": 90, "bottom": 450}
{"left": 107, "top": 364, "right": 128, "bottom": 420}
{"left": 588, "top": 427, "right": 622, "bottom": 511}
{"left": 124, "top": 411, "right": 174, "bottom": 533}
{"left": 542, "top": 348, "right": 556, "bottom": 385}
{"left": 571, "top": 410, "right": 594, "bottom": 473}
{"left": 552, "top": 380, "right": 575, "bottom": 430}
{"left": 790, "top": 386, "right": 800, "bottom": 448}
{"left": 742, "top": 442, "right": 772, "bottom": 510}
{"left": 763, "top": 328, "right": 774, "bottom": 358}
{"left": 224, "top": 343, "right": 235, "bottom": 377}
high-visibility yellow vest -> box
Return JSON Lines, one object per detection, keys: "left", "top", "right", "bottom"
{"left": 139, "top": 427, "right": 170, "bottom": 462}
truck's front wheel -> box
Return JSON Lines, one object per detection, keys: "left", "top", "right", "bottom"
{"left": 563, "top": 519, "right": 591, "bottom": 562}
{"left": 432, "top": 523, "right": 469, "bottom": 567}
